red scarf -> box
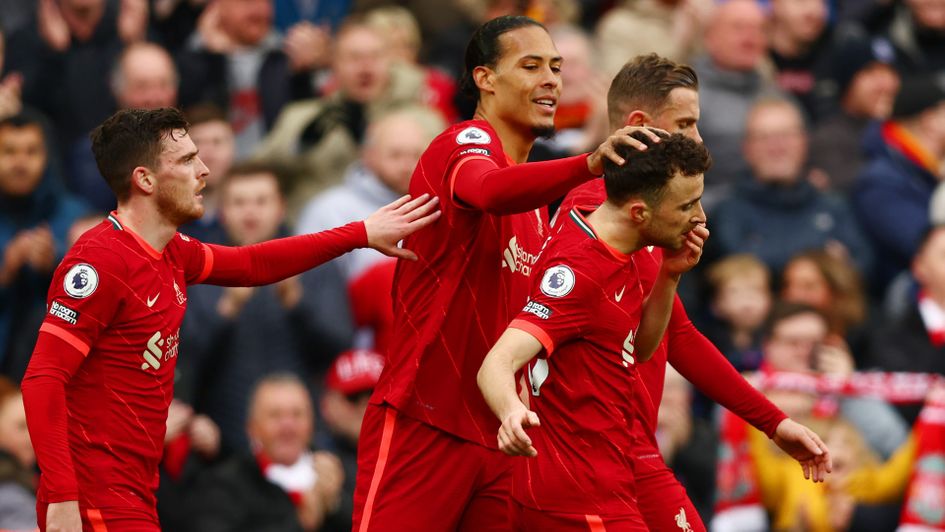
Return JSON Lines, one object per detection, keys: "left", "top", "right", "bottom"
{"left": 255, "top": 451, "right": 316, "bottom": 507}
{"left": 882, "top": 121, "right": 941, "bottom": 176}
{"left": 900, "top": 384, "right": 945, "bottom": 530}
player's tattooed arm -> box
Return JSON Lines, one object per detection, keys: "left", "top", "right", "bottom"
{"left": 478, "top": 328, "right": 544, "bottom": 457}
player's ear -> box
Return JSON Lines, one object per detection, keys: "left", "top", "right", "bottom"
{"left": 625, "top": 110, "right": 651, "bottom": 127}
{"left": 627, "top": 199, "right": 649, "bottom": 224}
{"left": 473, "top": 65, "right": 496, "bottom": 95}
{"left": 130, "top": 166, "right": 156, "bottom": 195}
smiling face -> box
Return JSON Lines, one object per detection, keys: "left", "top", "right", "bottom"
{"left": 247, "top": 380, "right": 313, "bottom": 466}
{"left": 152, "top": 130, "right": 209, "bottom": 226}
{"left": 480, "top": 25, "right": 562, "bottom": 138}
{"left": 640, "top": 172, "right": 706, "bottom": 250}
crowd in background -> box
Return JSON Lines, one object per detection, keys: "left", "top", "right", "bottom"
{"left": 1, "top": 0, "right": 944, "bottom": 530}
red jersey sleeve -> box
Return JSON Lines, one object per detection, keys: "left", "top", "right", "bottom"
{"left": 21, "top": 248, "right": 128, "bottom": 502}
{"left": 508, "top": 261, "right": 597, "bottom": 357}
{"left": 665, "top": 297, "right": 787, "bottom": 438}
{"left": 446, "top": 125, "right": 596, "bottom": 215}
{"left": 192, "top": 222, "right": 368, "bottom": 287}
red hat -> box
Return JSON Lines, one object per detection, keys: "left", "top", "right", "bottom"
{"left": 325, "top": 349, "right": 385, "bottom": 396}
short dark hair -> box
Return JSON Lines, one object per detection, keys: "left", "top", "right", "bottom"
{"left": 0, "top": 111, "right": 46, "bottom": 132}
{"left": 221, "top": 161, "right": 288, "bottom": 198}
{"left": 90, "top": 108, "right": 189, "bottom": 203}
{"left": 761, "top": 301, "right": 826, "bottom": 340}
{"left": 461, "top": 15, "right": 546, "bottom": 101}
{"left": 603, "top": 130, "right": 711, "bottom": 206}
{"left": 607, "top": 54, "right": 699, "bottom": 129}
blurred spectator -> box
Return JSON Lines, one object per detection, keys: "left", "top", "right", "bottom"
{"left": 295, "top": 107, "right": 440, "bottom": 350}
{"left": 65, "top": 211, "right": 104, "bottom": 247}
{"left": 181, "top": 103, "right": 236, "bottom": 243}
{"left": 71, "top": 41, "right": 182, "bottom": 212}
{"left": 364, "top": 6, "right": 459, "bottom": 123}
{"left": 709, "top": 97, "right": 873, "bottom": 276}
{"left": 595, "top": 0, "right": 712, "bottom": 79}
{"left": 853, "top": 74, "right": 945, "bottom": 293}
{"left": 809, "top": 34, "right": 900, "bottom": 192}
{"left": 767, "top": 0, "right": 834, "bottom": 121}
{"left": 868, "top": 225, "right": 945, "bottom": 424}
{"left": 151, "top": 0, "right": 206, "bottom": 53}
{"left": 0, "top": 113, "right": 88, "bottom": 381}
{"left": 0, "top": 376, "right": 36, "bottom": 531}
{"left": 296, "top": 107, "right": 441, "bottom": 281}
{"left": 655, "top": 366, "right": 717, "bottom": 521}
{"left": 748, "top": 416, "right": 899, "bottom": 532}
{"left": 319, "top": 349, "right": 384, "bottom": 532}
{"left": 702, "top": 254, "right": 772, "bottom": 373}
{"left": 157, "top": 399, "right": 222, "bottom": 532}
{"left": 254, "top": 16, "right": 429, "bottom": 217}
{"left": 0, "top": 30, "right": 23, "bottom": 122}
{"left": 177, "top": 0, "right": 319, "bottom": 157}
{"left": 760, "top": 302, "right": 908, "bottom": 458}
{"left": 781, "top": 250, "right": 869, "bottom": 359}
{"left": 693, "top": 0, "right": 780, "bottom": 194}
{"left": 880, "top": 0, "right": 945, "bottom": 77}
{"left": 191, "top": 374, "right": 346, "bottom": 531}
{"left": 178, "top": 163, "right": 352, "bottom": 451}
{"left": 5, "top": 0, "right": 147, "bottom": 193}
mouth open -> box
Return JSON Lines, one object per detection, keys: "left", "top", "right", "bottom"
{"left": 533, "top": 97, "right": 557, "bottom": 114}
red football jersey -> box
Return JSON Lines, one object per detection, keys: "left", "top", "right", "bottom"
{"left": 33, "top": 213, "right": 212, "bottom": 511}
{"left": 373, "top": 120, "right": 549, "bottom": 447}
{"left": 509, "top": 207, "right": 648, "bottom": 516}
{"left": 555, "top": 180, "right": 785, "bottom": 477}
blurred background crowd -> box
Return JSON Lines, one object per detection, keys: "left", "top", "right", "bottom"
{"left": 0, "top": 0, "right": 944, "bottom": 530}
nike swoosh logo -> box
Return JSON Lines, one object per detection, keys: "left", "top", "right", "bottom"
{"left": 615, "top": 286, "right": 626, "bottom": 302}
{"left": 146, "top": 293, "right": 160, "bottom": 308}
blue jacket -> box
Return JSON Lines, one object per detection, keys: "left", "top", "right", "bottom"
{"left": 853, "top": 122, "right": 939, "bottom": 290}
{"left": 711, "top": 177, "right": 873, "bottom": 276}
{"left": 0, "top": 169, "right": 89, "bottom": 380}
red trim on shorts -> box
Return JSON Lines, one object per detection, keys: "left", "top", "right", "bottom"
{"left": 195, "top": 243, "right": 215, "bottom": 284}
{"left": 86, "top": 509, "right": 108, "bottom": 531}
{"left": 509, "top": 319, "right": 555, "bottom": 355}
{"left": 358, "top": 407, "right": 398, "bottom": 532}
{"left": 40, "top": 322, "right": 90, "bottom": 356}
{"left": 585, "top": 514, "right": 606, "bottom": 532}
{"left": 448, "top": 156, "right": 494, "bottom": 209}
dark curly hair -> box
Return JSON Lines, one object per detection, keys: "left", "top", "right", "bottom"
{"left": 90, "top": 108, "right": 189, "bottom": 202}
{"left": 603, "top": 130, "right": 711, "bottom": 206}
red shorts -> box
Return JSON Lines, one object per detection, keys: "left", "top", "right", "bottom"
{"left": 634, "top": 455, "right": 706, "bottom": 532}
{"left": 352, "top": 403, "right": 514, "bottom": 531}
{"left": 510, "top": 500, "right": 648, "bottom": 531}
{"left": 37, "top": 502, "right": 159, "bottom": 532}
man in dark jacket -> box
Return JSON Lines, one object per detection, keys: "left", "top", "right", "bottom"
{"left": 709, "top": 97, "right": 873, "bottom": 276}
{"left": 191, "top": 374, "right": 345, "bottom": 531}
{"left": 853, "top": 75, "right": 945, "bottom": 292}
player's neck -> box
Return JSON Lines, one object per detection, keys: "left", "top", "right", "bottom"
{"left": 115, "top": 201, "right": 178, "bottom": 253}
{"left": 473, "top": 108, "right": 534, "bottom": 163}
{"left": 585, "top": 202, "right": 644, "bottom": 254}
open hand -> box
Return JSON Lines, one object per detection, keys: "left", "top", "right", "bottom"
{"left": 364, "top": 194, "right": 440, "bottom": 261}
{"left": 586, "top": 125, "right": 667, "bottom": 175}
{"left": 773, "top": 418, "right": 832, "bottom": 483}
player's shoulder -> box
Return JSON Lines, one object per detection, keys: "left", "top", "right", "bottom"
{"left": 427, "top": 120, "right": 504, "bottom": 161}
{"left": 61, "top": 220, "right": 129, "bottom": 271}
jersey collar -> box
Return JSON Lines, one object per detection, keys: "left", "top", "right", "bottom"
{"left": 109, "top": 211, "right": 164, "bottom": 260}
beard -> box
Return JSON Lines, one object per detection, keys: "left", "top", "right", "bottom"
{"left": 156, "top": 182, "right": 203, "bottom": 227}
{"left": 531, "top": 124, "right": 556, "bottom": 139}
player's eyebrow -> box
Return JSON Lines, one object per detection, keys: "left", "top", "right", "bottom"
{"left": 178, "top": 150, "right": 199, "bottom": 163}
{"left": 518, "top": 54, "right": 563, "bottom": 64}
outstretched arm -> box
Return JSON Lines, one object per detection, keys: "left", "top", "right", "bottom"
{"left": 453, "top": 126, "right": 663, "bottom": 215}
{"left": 478, "top": 328, "right": 544, "bottom": 457}
{"left": 201, "top": 194, "right": 439, "bottom": 286}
